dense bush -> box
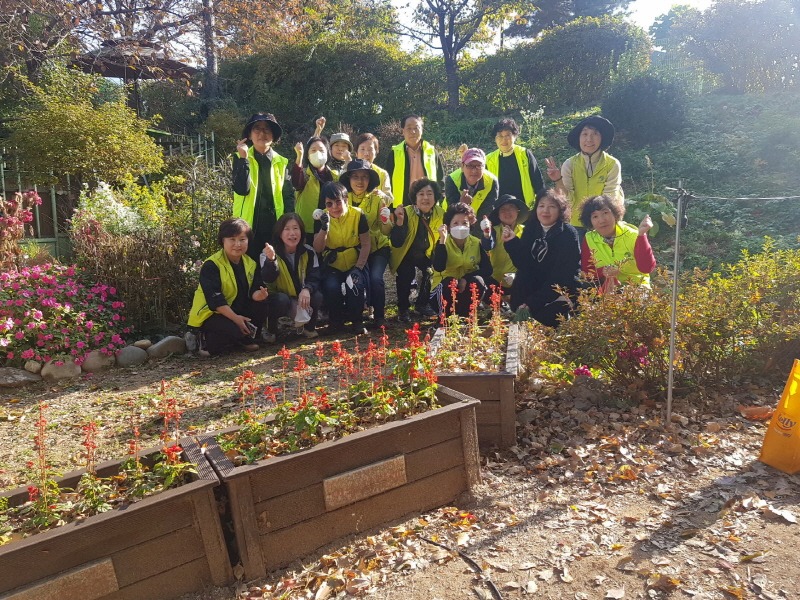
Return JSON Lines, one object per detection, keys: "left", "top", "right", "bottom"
{"left": 543, "top": 242, "right": 800, "bottom": 400}
{"left": 602, "top": 75, "right": 689, "bottom": 146}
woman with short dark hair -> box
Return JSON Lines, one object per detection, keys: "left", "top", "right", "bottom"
{"left": 485, "top": 118, "right": 546, "bottom": 208}
{"left": 187, "top": 218, "right": 269, "bottom": 355}
{"left": 579, "top": 194, "right": 656, "bottom": 292}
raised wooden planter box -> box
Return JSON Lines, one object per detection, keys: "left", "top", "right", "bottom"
{"left": 430, "top": 322, "right": 521, "bottom": 449}
{"left": 199, "top": 386, "right": 481, "bottom": 579}
{"left": 0, "top": 440, "right": 233, "bottom": 600}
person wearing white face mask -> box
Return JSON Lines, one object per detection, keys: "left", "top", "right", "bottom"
{"left": 430, "top": 203, "right": 491, "bottom": 319}
{"left": 292, "top": 136, "right": 338, "bottom": 244}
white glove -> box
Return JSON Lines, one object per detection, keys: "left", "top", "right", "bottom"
{"left": 379, "top": 206, "right": 391, "bottom": 224}
{"left": 480, "top": 216, "right": 492, "bottom": 236}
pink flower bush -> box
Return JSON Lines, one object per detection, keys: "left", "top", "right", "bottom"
{"left": 0, "top": 263, "right": 129, "bottom": 366}
{"left": 1, "top": 191, "right": 42, "bottom": 270}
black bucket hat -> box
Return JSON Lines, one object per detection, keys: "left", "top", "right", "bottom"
{"left": 242, "top": 113, "right": 283, "bottom": 142}
{"left": 490, "top": 194, "right": 529, "bottom": 226}
{"left": 339, "top": 159, "right": 380, "bottom": 193}
{"left": 567, "top": 115, "right": 615, "bottom": 152}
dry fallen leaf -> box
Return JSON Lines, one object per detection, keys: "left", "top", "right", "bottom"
{"left": 456, "top": 532, "right": 470, "bottom": 546}
{"left": 762, "top": 506, "right": 798, "bottom": 524}
{"left": 735, "top": 405, "right": 774, "bottom": 420}
{"left": 606, "top": 586, "right": 625, "bottom": 599}
{"left": 524, "top": 580, "right": 539, "bottom": 594}
{"left": 519, "top": 561, "right": 537, "bottom": 570}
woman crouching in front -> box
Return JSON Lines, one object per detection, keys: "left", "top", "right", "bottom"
{"left": 187, "top": 218, "right": 269, "bottom": 356}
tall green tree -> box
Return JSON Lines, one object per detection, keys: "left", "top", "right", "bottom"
{"left": 502, "top": 0, "right": 632, "bottom": 39}
{"left": 663, "top": 0, "right": 799, "bottom": 92}
{"left": 395, "top": 0, "right": 536, "bottom": 113}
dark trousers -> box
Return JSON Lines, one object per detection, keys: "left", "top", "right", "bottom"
{"left": 321, "top": 267, "right": 367, "bottom": 326}
{"left": 200, "top": 300, "right": 269, "bottom": 355}
{"left": 395, "top": 254, "right": 432, "bottom": 313}
{"left": 366, "top": 247, "right": 390, "bottom": 321}
{"left": 266, "top": 290, "right": 324, "bottom": 332}
{"left": 531, "top": 297, "right": 571, "bottom": 328}
{"left": 431, "top": 275, "right": 487, "bottom": 318}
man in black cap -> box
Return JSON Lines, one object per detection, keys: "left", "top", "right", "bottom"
{"left": 544, "top": 115, "right": 623, "bottom": 233}
{"left": 233, "top": 113, "right": 295, "bottom": 261}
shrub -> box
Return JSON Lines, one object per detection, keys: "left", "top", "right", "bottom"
{"left": 540, "top": 242, "right": 800, "bottom": 401}
{"left": 0, "top": 191, "right": 42, "bottom": 271}
{"left": 602, "top": 75, "right": 689, "bottom": 146}
{"left": 0, "top": 264, "right": 129, "bottom": 366}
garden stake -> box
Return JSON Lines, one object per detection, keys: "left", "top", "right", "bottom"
{"left": 665, "top": 185, "right": 694, "bottom": 423}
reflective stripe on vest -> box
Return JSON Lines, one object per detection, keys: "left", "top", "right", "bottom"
{"left": 485, "top": 145, "right": 535, "bottom": 207}
{"left": 391, "top": 141, "right": 438, "bottom": 207}
{"left": 232, "top": 146, "right": 288, "bottom": 225}
{"left": 187, "top": 249, "right": 256, "bottom": 327}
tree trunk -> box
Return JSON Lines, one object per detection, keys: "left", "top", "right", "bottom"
{"left": 201, "top": 0, "right": 219, "bottom": 102}
{"left": 444, "top": 53, "right": 460, "bottom": 113}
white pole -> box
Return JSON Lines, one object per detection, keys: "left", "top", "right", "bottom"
{"left": 665, "top": 185, "right": 685, "bottom": 423}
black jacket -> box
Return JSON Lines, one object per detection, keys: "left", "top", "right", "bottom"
{"left": 504, "top": 219, "right": 581, "bottom": 311}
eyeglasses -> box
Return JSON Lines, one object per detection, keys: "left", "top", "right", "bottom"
{"left": 531, "top": 237, "right": 549, "bottom": 262}
{"left": 325, "top": 199, "right": 344, "bottom": 207}
{"left": 463, "top": 162, "right": 484, "bottom": 170}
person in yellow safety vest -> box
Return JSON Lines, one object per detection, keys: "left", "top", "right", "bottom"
{"left": 579, "top": 194, "right": 656, "bottom": 294}
{"left": 386, "top": 115, "right": 445, "bottom": 207}
{"left": 485, "top": 118, "right": 546, "bottom": 208}
{"left": 313, "top": 182, "right": 371, "bottom": 335}
{"left": 355, "top": 133, "right": 393, "bottom": 203}
{"left": 313, "top": 115, "right": 352, "bottom": 175}
{"left": 484, "top": 194, "right": 529, "bottom": 294}
{"left": 233, "top": 113, "right": 295, "bottom": 261}
{"left": 444, "top": 147, "right": 499, "bottom": 236}
{"left": 430, "top": 203, "right": 491, "bottom": 319}
{"left": 389, "top": 178, "right": 445, "bottom": 323}
{"left": 187, "top": 218, "right": 269, "bottom": 356}
{"left": 291, "top": 136, "right": 337, "bottom": 244}
{"left": 339, "top": 159, "right": 393, "bottom": 328}
{"left": 544, "top": 115, "right": 624, "bottom": 234}
{"left": 260, "top": 213, "right": 323, "bottom": 341}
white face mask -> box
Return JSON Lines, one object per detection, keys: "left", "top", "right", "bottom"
{"left": 309, "top": 151, "right": 327, "bottom": 168}
{"left": 450, "top": 225, "right": 470, "bottom": 240}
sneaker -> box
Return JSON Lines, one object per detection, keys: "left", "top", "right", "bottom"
{"left": 300, "top": 328, "right": 319, "bottom": 339}
{"left": 398, "top": 310, "right": 411, "bottom": 323}
{"left": 262, "top": 330, "right": 276, "bottom": 344}
{"left": 241, "top": 342, "right": 260, "bottom": 352}
{"left": 184, "top": 331, "right": 198, "bottom": 352}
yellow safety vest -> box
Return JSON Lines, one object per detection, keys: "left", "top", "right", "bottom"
{"left": 269, "top": 249, "right": 312, "bottom": 297}
{"left": 489, "top": 223, "right": 524, "bottom": 283}
{"left": 431, "top": 234, "right": 482, "bottom": 289}
{"left": 232, "top": 146, "right": 288, "bottom": 225}
{"left": 444, "top": 170, "right": 497, "bottom": 216}
{"left": 584, "top": 221, "right": 650, "bottom": 287}
{"left": 295, "top": 167, "right": 338, "bottom": 232}
{"left": 324, "top": 206, "right": 364, "bottom": 272}
{"left": 568, "top": 151, "right": 621, "bottom": 227}
{"left": 187, "top": 249, "right": 257, "bottom": 327}
{"left": 372, "top": 164, "right": 392, "bottom": 198}
{"left": 485, "top": 145, "right": 535, "bottom": 207}
{"left": 389, "top": 205, "right": 445, "bottom": 273}
{"left": 348, "top": 191, "right": 389, "bottom": 254}
{"left": 391, "top": 141, "right": 438, "bottom": 207}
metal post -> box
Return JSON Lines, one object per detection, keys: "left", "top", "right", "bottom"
{"left": 1, "top": 146, "right": 6, "bottom": 199}
{"left": 665, "top": 184, "right": 690, "bottom": 423}
{"left": 211, "top": 131, "right": 216, "bottom": 165}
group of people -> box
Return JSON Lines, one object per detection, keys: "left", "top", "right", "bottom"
{"left": 186, "top": 111, "right": 656, "bottom": 356}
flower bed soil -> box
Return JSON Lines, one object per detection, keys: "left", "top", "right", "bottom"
{"left": 198, "top": 386, "right": 481, "bottom": 579}
{"left": 430, "top": 322, "right": 521, "bottom": 449}
{"left": 0, "top": 440, "right": 232, "bottom": 600}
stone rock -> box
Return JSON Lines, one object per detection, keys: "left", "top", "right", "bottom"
{"left": 133, "top": 339, "right": 152, "bottom": 349}
{"left": 81, "top": 350, "right": 116, "bottom": 373}
{"left": 0, "top": 367, "right": 42, "bottom": 388}
{"left": 517, "top": 408, "right": 538, "bottom": 426}
{"left": 24, "top": 360, "right": 42, "bottom": 374}
{"left": 41, "top": 360, "right": 82, "bottom": 381}
{"left": 146, "top": 336, "right": 187, "bottom": 358}
{"left": 116, "top": 346, "right": 149, "bottom": 367}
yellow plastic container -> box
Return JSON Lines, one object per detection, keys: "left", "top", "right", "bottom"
{"left": 759, "top": 359, "right": 800, "bottom": 474}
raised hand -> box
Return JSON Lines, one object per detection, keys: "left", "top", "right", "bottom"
{"left": 501, "top": 225, "right": 515, "bottom": 243}
{"left": 262, "top": 242, "right": 276, "bottom": 261}
{"left": 459, "top": 189, "right": 473, "bottom": 206}
{"left": 252, "top": 286, "right": 269, "bottom": 302}
{"left": 294, "top": 142, "right": 304, "bottom": 165}
{"left": 315, "top": 116, "right": 326, "bottom": 132}
{"left": 394, "top": 206, "right": 405, "bottom": 226}
{"left": 638, "top": 214, "right": 653, "bottom": 236}
{"left": 438, "top": 223, "right": 448, "bottom": 244}
{"left": 544, "top": 156, "right": 562, "bottom": 182}
{"left": 236, "top": 138, "right": 249, "bottom": 159}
